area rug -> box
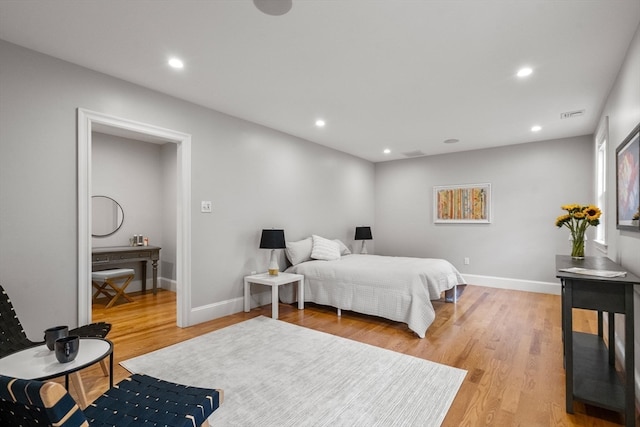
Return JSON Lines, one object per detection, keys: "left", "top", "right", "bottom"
{"left": 121, "top": 316, "right": 466, "bottom": 426}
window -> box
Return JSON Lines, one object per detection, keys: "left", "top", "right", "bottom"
{"left": 594, "top": 117, "right": 608, "bottom": 248}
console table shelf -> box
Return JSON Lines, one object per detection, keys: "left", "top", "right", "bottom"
{"left": 556, "top": 255, "right": 639, "bottom": 427}
{"left": 572, "top": 332, "right": 625, "bottom": 412}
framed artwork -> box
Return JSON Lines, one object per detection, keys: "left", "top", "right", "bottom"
{"left": 616, "top": 123, "right": 640, "bottom": 231}
{"left": 433, "top": 183, "right": 491, "bottom": 223}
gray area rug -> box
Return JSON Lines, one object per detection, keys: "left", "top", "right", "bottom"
{"left": 121, "top": 316, "right": 466, "bottom": 426}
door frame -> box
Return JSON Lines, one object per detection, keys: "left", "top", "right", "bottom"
{"left": 77, "top": 108, "right": 192, "bottom": 327}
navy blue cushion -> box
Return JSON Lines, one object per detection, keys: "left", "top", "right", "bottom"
{"left": 84, "top": 374, "right": 222, "bottom": 427}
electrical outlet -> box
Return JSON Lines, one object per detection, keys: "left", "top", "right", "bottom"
{"left": 201, "top": 201, "right": 212, "bottom": 213}
{"left": 464, "top": 257, "right": 470, "bottom": 265}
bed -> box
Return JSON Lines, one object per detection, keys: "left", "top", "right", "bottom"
{"left": 279, "top": 236, "right": 466, "bottom": 338}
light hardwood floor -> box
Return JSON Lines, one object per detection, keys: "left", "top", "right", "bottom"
{"left": 75, "top": 285, "right": 636, "bottom": 426}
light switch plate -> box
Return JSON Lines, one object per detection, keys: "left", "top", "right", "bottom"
{"left": 201, "top": 201, "right": 212, "bottom": 213}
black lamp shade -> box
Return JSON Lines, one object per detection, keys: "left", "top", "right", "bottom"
{"left": 354, "top": 226, "right": 372, "bottom": 240}
{"left": 259, "top": 229, "right": 286, "bottom": 249}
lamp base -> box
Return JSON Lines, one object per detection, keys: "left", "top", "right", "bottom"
{"left": 268, "top": 249, "right": 279, "bottom": 275}
{"left": 361, "top": 241, "right": 368, "bottom": 255}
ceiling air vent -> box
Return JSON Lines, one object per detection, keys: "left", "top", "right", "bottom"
{"left": 402, "top": 150, "right": 426, "bottom": 158}
{"left": 560, "top": 109, "right": 585, "bottom": 119}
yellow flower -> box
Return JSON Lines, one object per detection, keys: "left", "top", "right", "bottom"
{"left": 555, "top": 214, "right": 570, "bottom": 227}
{"left": 555, "top": 203, "right": 601, "bottom": 258}
{"left": 584, "top": 205, "right": 601, "bottom": 221}
{"left": 562, "top": 204, "right": 581, "bottom": 213}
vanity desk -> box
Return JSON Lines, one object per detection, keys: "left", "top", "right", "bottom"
{"left": 556, "top": 255, "right": 639, "bottom": 426}
{"left": 92, "top": 246, "right": 161, "bottom": 294}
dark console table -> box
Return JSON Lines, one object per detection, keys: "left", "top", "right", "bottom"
{"left": 556, "top": 255, "right": 639, "bottom": 426}
{"left": 92, "top": 246, "right": 161, "bottom": 294}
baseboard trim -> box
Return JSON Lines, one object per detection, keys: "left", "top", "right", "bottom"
{"left": 187, "top": 276, "right": 560, "bottom": 325}
{"left": 189, "top": 296, "right": 245, "bottom": 325}
{"left": 188, "top": 289, "right": 274, "bottom": 325}
{"left": 462, "top": 274, "right": 560, "bottom": 295}
{"left": 155, "top": 276, "right": 241, "bottom": 325}
{"left": 159, "top": 277, "right": 177, "bottom": 292}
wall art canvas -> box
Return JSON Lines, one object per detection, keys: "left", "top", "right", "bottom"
{"left": 616, "top": 123, "right": 640, "bottom": 231}
{"left": 434, "top": 183, "right": 491, "bottom": 223}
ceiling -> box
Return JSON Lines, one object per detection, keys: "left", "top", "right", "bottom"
{"left": 1, "top": 1, "right": 639, "bottom": 163}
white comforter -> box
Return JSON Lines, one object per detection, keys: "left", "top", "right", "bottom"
{"left": 281, "top": 254, "right": 466, "bottom": 338}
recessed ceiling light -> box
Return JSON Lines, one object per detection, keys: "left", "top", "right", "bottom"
{"left": 315, "top": 119, "right": 325, "bottom": 127}
{"left": 383, "top": 149, "right": 391, "bottom": 154}
{"left": 168, "top": 58, "right": 184, "bottom": 69}
{"left": 531, "top": 125, "right": 542, "bottom": 132}
{"left": 443, "top": 139, "right": 459, "bottom": 144}
{"left": 517, "top": 67, "right": 533, "bottom": 78}
{"left": 253, "top": 0, "right": 292, "bottom": 16}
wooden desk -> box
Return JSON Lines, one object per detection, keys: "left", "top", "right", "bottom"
{"left": 92, "top": 246, "right": 161, "bottom": 294}
{"left": 556, "top": 255, "right": 639, "bottom": 426}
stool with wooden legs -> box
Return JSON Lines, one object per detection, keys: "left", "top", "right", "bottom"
{"left": 91, "top": 268, "right": 135, "bottom": 309}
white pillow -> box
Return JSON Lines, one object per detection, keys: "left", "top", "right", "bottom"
{"left": 333, "top": 239, "right": 351, "bottom": 256}
{"left": 311, "top": 235, "right": 341, "bottom": 261}
{"left": 285, "top": 237, "right": 313, "bottom": 266}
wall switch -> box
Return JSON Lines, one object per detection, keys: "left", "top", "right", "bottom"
{"left": 464, "top": 257, "right": 470, "bottom": 265}
{"left": 201, "top": 201, "right": 212, "bottom": 213}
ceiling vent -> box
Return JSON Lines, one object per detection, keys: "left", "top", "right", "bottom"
{"left": 560, "top": 109, "right": 585, "bottom": 119}
{"left": 402, "top": 150, "right": 426, "bottom": 158}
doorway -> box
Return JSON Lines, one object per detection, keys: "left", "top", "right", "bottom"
{"left": 77, "top": 108, "right": 192, "bottom": 327}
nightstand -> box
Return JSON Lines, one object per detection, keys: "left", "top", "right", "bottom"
{"left": 244, "top": 272, "right": 304, "bottom": 319}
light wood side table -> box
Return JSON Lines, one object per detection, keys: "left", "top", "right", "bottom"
{"left": 244, "top": 272, "right": 304, "bottom": 319}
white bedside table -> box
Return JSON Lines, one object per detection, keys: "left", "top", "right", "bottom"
{"left": 244, "top": 272, "right": 304, "bottom": 319}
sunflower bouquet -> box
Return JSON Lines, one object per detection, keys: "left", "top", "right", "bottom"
{"left": 555, "top": 204, "right": 601, "bottom": 258}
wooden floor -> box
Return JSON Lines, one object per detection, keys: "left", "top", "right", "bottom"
{"left": 73, "top": 286, "right": 637, "bottom": 426}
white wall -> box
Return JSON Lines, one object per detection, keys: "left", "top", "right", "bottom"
{"left": 0, "top": 40, "right": 374, "bottom": 338}
{"left": 92, "top": 133, "right": 175, "bottom": 291}
{"left": 375, "top": 135, "right": 594, "bottom": 288}
{"left": 595, "top": 23, "right": 640, "bottom": 401}
{"left": 600, "top": 24, "right": 640, "bottom": 273}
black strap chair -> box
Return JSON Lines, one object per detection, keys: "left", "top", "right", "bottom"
{"left": 0, "top": 373, "right": 223, "bottom": 427}
{"left": 0, "top": 284, "right": 111, "bottom": 358}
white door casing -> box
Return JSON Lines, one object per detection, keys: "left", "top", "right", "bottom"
{"left": 77, "top": 108, "right": 191, "bottom": 327}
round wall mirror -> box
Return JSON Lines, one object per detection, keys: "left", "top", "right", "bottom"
{"left": 92, "top": 196, "right": 124, "bottom": 237}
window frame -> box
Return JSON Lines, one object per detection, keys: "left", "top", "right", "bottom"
{"left": 594, "top": 116, "right": 608, "bottom": 251}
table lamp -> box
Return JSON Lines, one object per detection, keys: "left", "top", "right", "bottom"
{"left": 354, "top": 226, "right": 372, "bottom": 254}
{"left": 260, "top": 229, "right": 286, "bottom": 275}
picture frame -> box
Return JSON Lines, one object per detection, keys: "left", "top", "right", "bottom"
{"left": 433, "top": 183, "right": 491, "bottom": 223}
{"left": 616, "top": 123, "right": 640, "bottom": 232}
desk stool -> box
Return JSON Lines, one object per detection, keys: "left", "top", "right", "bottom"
{"left": 92, "top": 268, "right": 135, "bottom": 308}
